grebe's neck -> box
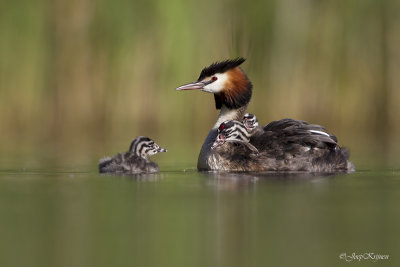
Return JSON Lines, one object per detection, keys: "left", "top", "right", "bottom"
{"left": 213, "top": 105, "right": 248, "bottom": 129}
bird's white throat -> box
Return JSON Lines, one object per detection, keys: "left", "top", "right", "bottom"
{"left": 213, "top": 105, "right": 247, "bottom": 129}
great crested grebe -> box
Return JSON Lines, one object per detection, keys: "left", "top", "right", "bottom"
{"left": 176, "top": 58, "right": 354, "bottom": 173}
{"left": 99, "top": 136, "right": 167, "bottom": 174}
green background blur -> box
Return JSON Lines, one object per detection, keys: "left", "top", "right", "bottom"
{"left": 1, "top": 0, "right": 399, "bottom": 170}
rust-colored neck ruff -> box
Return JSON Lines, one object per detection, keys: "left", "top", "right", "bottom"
{"left": 214, "top": 67, "right": 252, "bottom": 110}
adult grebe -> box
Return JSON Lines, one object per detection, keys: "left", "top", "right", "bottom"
{"left": 99, "top": 136, "right": 167, "bottom": 174}
{"left": 176, "top": 58, "right": 354, "bottom": 173}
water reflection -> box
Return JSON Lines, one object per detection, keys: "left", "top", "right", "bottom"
{"left": 99, "top": 172, "right": 165, "bottom": 182}
{"left": 201, "top": 171, "right": 259, "bottom": 191}
{"left": 201, "top": 171, "right": 338, "bottom": 191}
{"left": 0, "top": 170, "right": 399, "bottom": 267}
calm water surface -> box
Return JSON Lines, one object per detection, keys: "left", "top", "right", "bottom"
{"left": 0, "top": 167, "right": 399, "bottom": 267}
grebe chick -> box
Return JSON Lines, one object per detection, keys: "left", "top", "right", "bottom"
{"left": 208, "top": 120, "right": 260, "bottom": 172}
{"left": 211, "top": 120, "right": 259, "bottom": 153}
{"left": 99, "top": 136, "right": 167, "bottom": 174}
{"left": 242, "top": 113, "right": 266, "bottom": 136}
{"left": 242, "top": 113, "right": 259, "bottom": 131}
{"left": 176, "top": 58, "right": 354, "bottom": 173}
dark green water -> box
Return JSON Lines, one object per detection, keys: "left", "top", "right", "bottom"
{"left": 0, "top": 168, "right": 398, "bottom": 267}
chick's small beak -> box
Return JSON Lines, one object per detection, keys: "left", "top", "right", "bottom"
{"left": 211, "top": 141, "right": 218, "bottom": 150}
{"left": 157, "top": 147, "right": 167, "bottom": 153}
{"left": 175, "top": 81, "right": 205, "bottom": 91}
{"left": 211, "top": 140, "right": 225, "bottom": 150}
{"left": 211, "top": 134, "right": 226, "bottom": 150}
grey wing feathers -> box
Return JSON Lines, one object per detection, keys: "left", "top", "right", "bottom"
{"left": 261, "top": 118, "right": 338, "bottom": 149}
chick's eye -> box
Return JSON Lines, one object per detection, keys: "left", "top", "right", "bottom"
{"left": 219, "top": 124, "right": 225, "bottom": 131}
{"left": 211, "top": 76, "right": 218, "bottom": 81}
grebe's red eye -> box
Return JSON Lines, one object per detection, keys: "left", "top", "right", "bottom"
{"left": 219, "top": 124, "right": 225, "bottom": 131}
{"left": 211, "top": 76, "right": 218, "bottom": 81}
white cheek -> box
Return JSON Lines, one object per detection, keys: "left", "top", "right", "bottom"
{"left": 203, "top": 82, "right": 221, "bottom": 93}
{"left": 202, "top": 73, "right": 228, "bottom": 93}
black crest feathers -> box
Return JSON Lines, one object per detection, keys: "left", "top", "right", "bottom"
{"left": 198, "top": 58, "right": 246, "bottom": 81}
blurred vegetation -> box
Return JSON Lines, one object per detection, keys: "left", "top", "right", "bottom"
{"left": 0, "top": 0, "right": 399, "bottom": 169}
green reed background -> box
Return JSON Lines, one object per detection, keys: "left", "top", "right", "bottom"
{"left": 1, "top": 0, "right": 399, "bottom": 169}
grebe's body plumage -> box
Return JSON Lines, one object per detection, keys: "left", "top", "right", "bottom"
{"left": 99, "top": 136, "right": 166, "bottom": 174}
{"left": 176, "top": 58, "right": 354, "bottom": 173}
{"left": 210, "top": 119, "right": 353, "bottom": 172}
